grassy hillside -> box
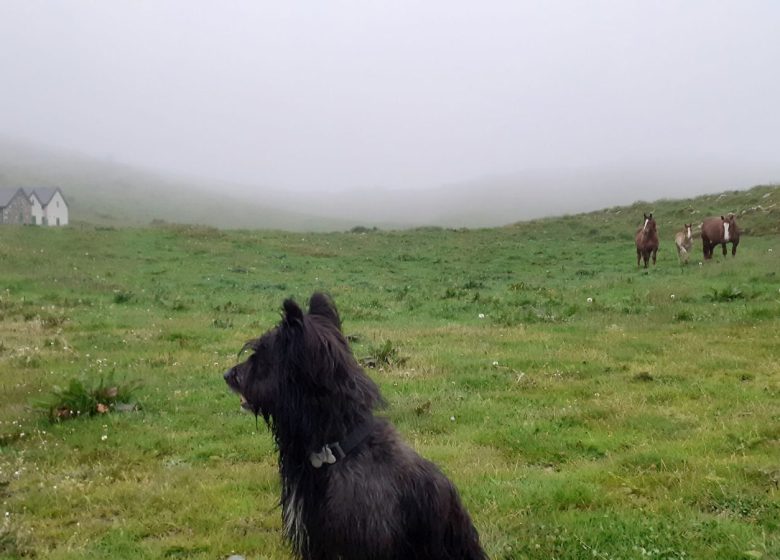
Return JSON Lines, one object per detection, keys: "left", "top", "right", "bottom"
{"left": 561, "top": 184, "right": 780, "bottom": 238}
{"left": 0, "top": 187, "right": 778, "bottom": 559}
{"left": 0, "top": 140, "right": 353, "bottom": 231}
{"left": 3, "top": 139, "right": 779, "bottom": 231}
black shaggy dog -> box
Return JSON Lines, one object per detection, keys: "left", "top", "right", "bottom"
{"left": 223, "top": 293, "right": 487, "bottom": 560}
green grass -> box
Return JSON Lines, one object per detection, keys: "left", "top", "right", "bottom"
{"left": 1, "top": 185, "right": 778, "bottom": 559}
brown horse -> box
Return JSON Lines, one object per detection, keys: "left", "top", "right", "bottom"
{"left": 701, "top": 214, "right": 740, "bottom": 259}
{"left": 674, "top": 223, "right": 693, "bottom": 264}
{"left": 635, "top": 213, "right": 659, "bottom": 268}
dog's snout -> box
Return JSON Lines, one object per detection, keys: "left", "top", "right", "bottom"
{"left": 223, "top": 368, "right": 235, "bottom": 383}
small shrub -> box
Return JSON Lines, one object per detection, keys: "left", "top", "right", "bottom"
{"left": 350, "top": 225, "right": 378, "bottom": 233}
{"left": 163, "top": 332, "right": 192, "bottom": 347}
{"left": 748, "top": 307, "right": 777, "bottom": 320}
{"left": 360, "top": 340, "right": 407, "bottom": 369}
{"left": 113, "top": 290, "right": 134, "bottom": 304}
{"left": 462, "top": 279, "right": 485, "bottom": 290}
{"left": 0, "top": 525, "right": 21, "bottom": 557}
{"left": 442, "top": 287, "right": 465, "bottom": 300}
{"left": 214, "top": 301, "right": 247, "bottom": 314}
{"left": 37, "top": 374, "right": 141, "bottom": 422}
{"left": 415, "top": 400, "right": 432, "bottom": 416}
{"left": 211, "top": 317, "right": 233, "bottom": 329}
{"left": 707, "top": 286, "right": 744, "bottom": 302}
{"left": 40, "top": 314, "right": 67, "bottom": 328}
{"left": 14, "top": 354, "right": 42, "bottom": 369}
{"left": 674, "top": 310, "right": 694, "bottom": 322}
{"left": 632, "top": 371, "right": 654, "bottom": 382}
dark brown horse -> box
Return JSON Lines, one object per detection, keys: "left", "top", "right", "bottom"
{"left": 635, "top": 213, "right": 659, "bottom": 268}
{"left": 701, "top": 214, "right": 740, "bottom": 259}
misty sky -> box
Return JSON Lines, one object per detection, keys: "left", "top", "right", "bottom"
{"left": 1, "top": 1, "right": 779, "bottom": 192}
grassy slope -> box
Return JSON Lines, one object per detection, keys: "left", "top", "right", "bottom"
{"left": 0, "top": 140, "right": 353, "bottom": 231}
{"left": 0, "top": 185, "right": 778, "bottom": 559}
{"left": 5, "top": 139, "right": 778, "bottom": 232}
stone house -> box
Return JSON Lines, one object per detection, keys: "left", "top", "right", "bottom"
{"left": 0, "top": 188, "right": 32, "bottom": 225}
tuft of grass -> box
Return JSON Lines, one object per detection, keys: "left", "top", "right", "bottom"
{"left": 674, "top": 310, "right": 694, "bottom": 322}
{"left": 211, "top": 317, "right": 233, "bottom": 329}
{"left": 360, "top": 340, "right": 408, "bottom": 369}
{"left": 707, "top": 286, "right": 744, "bottom": 302}
{"left": 112, "top": 290, "right": 134, "bottom": 304}
{"left": 36, "top": 373, "right": 142, "bottom": 422}
{"left": 350, "top": 225, "right": 379, "bottom": 233}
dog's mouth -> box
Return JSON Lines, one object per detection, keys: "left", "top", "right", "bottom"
{"left": 227, "top": 384, "right": 253, "bottom": 412}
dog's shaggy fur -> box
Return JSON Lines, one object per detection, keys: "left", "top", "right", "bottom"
{"left": 224, "top": 293, "right": 487, "bottom": 560}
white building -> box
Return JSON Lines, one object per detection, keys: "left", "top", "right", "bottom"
{"left": 29, "top": 191, "right": 44, "bottom": 225}
{"left": 26, "top": 187, "right": 69, "bottom": 226}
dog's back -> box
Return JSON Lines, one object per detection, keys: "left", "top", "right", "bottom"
{"left": 287, "top": 418, "right": 487, "bottom": 560}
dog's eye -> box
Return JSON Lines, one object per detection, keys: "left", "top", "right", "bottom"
{"left": 238, "top": 341, "right": 257, "bottom": 358}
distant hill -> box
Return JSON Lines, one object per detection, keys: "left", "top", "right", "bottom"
{"left": 307, "top": 161, "right": 780, "bottom": 228}
{"left": 0, "top": 139, "right": 353, "bottom": 231}
{"left": 1, "top": 138, "right": 778, "bottom": 231}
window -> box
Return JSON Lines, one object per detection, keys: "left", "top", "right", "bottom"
{"left": 56, "top": 201, "right": 60, "bottom": 208}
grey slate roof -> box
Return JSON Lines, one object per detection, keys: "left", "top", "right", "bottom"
{"left": 25, "top": 187, "right": 67, "bottom": 207}
{"left": 0, "top": 188, "right": 26, "bottom": 208}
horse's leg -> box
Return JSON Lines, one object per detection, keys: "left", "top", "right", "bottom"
{"left": 721, "top": 243, "right": 727, "bottom": 256}
{"left": 652, "top": 248, "right": 657, "bottom": 265}
{"left": 637, "top": 248, "right": 641, "bottom": 267}
{"left": 732, "top": 240, "right": 738, "bottom": 256}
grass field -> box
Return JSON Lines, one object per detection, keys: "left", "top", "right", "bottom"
{"left": 1, "top": 185, "right": 778, "bottom": 559}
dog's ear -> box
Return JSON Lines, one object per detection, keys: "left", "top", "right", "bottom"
{"left": 282, "top": 298, "right": 304, "bottom": 328}
{"left": 308, "top": 292, "right": 342, "bottom": 330}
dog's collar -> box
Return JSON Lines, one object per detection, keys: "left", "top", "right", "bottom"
{"left": 309, "top": 418, "right": 375, "bottom": 468}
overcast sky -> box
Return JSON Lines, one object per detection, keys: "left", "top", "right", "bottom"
{"left": 1, "top": 1, "right": 778, "bottom": 192}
